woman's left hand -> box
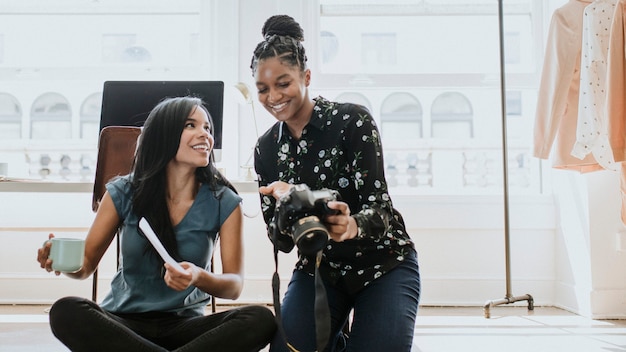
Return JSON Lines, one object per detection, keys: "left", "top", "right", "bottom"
{"left": 259, "top": 180, "right": 293, "bottom": 200}
{"left": 163, "top": 262, "right": 200, "bottom": 291}
{"left": 325, "top": 201, "right": 358, "bottom": 242}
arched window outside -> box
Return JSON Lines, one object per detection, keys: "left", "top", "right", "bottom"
{"left": 121, "top": 45, "right": 152, "bottom": 62}
{"left": 335, "top": 92, "right": 372, "bottom": 112}
{"left": 102, "top": 34, "right": 152, "bottom": 63}
{"left": 431, "top": 92, "right": 473, "bottom": 138}
{"left": 381, "top": 92, "right": 422, "bottom": 145}
{"left": 30, "top": 93, "right": 72, "bottom": 139}
{"left": 80, "top": 92, "right": 102, "bottom": 140}
{"left": 320, "top": 30, "right": 339, "bottom": 64}
{"left": 0, "top": 93, "right": 22, "bottom": 139}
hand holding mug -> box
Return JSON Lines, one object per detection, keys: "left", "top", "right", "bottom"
{"left": 38, "top": 233, "right": 85, "bottom": 274}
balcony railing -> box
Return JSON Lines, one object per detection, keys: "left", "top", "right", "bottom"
{"left": 384, "top": 140, "right": 539, "bottom": 195}
{"left": 0, "top": 139, "right": 540, "bottom": 195}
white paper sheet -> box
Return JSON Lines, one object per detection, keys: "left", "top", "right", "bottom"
{"left": 138, "top": 218, "right": 187, "bottom": 274}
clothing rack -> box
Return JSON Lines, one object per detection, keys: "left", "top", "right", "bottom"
{"left": 483, "top": 0, "right": 534, "bottom": 319}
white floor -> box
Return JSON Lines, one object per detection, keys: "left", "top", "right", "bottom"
{"left": 414, "top": 306, "right": 626, "bottom": 352}
{"left": 0, "top": 305, "right": 625, "bottom": 352}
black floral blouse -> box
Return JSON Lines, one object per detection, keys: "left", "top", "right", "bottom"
{"left": 254, "top": 96, "right": 416, "bottom": 294}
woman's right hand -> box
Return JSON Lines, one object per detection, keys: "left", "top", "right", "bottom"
{"left": 37, "top": 233, "right": 60, "bottom": 275}
{"left": 259, "top": 181, "right": 293, "bottom": 200}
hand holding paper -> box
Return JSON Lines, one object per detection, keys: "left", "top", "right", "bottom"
{"left": 139, "top": 218, "right": 187, "bottom": 274}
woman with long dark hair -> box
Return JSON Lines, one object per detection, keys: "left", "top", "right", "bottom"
{"left": 37, "top": 96, "right": 276, "bottom": 351}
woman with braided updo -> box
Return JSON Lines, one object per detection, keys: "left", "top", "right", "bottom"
{"left": 251, "top": 14, "right": 421, "bottom": 352}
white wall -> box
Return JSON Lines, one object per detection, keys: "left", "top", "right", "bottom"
{"left": 1, "top": 170, "right": 625, "bottom": 319}
{"left": 551, "top": 169, "right": 626, "bottom": 319}
{"left": 0, "top": 186, "right": 298, "bottom": 305}
{"left": 0, "top": 186, "right": 554, "bottom": 308}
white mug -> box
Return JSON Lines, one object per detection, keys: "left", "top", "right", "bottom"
{"left": 46, "top": 238, "right": 85, "bottom": 272}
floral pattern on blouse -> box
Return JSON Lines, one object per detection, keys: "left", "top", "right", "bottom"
{"left": 254, "top": 96, "right": 416, "bottom": 294}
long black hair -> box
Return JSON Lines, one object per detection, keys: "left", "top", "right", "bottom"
{"left": 131, "top": 96, "right": 235, "bottom": 260}
{"left": 250, "top": 14, "right": 308, "bottom": 75}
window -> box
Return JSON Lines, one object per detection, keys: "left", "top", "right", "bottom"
{"left": 0, "top": 0, "right": 545, "bottom": 192}
{"left": 361, "top": 33, "right": 396, "bottom": 67}
{"left": 381, "top": 92, "right": 422, "bottom": 143}
{"left": 0, "top": 34, "right": 4, "bottom": 63}
{"left": 506, "top": 90, "right": 522, "bottom": 116}
{"left": 334, "top": 92, "right": 372, "bottom": 112}
{"left": 320, "top": 30, "right": 339, "bottom": 64}
{"left": 190, "top": 33, "right": 200, "bottom": 62}
{"left": 504, "top": 31, "right": 521, "bottom": 64}
{"left": 1, "top": 1, "right": 217, "bottom": 180}
{"left": 102, "top": 34, "right": 151, "bottom": 63}
{"left": 121, "top": 45, "right": 152, "bottom": 63}
{"left": 80, "top": 93, "right": 102, "bottom": 140}
{"left": 30, "top": 93, "right": 72, "bottom": 139}
{"left": 430, "top": 92, "right": 473, "bottom": 139}
{"left": 0, "top": 93, "right": 22, "bottom": 139}
{"left": 317, "top": 0, "right": 541, "bottom": 194}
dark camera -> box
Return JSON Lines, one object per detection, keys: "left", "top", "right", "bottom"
{"left": 271, "top": 184, "right": 340, "bottom": 256}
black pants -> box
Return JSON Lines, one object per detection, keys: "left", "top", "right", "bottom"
{"left": 49, "top": 296, "right": 276, "bottom": 352}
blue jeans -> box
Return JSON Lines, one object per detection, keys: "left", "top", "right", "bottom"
{"left": 270, "top": 251, "right": 420, "bottom": 352}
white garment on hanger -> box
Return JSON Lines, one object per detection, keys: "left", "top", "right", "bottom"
{"left": 607, "top": 0, "right": 626, "bottom": 162}
{"left": 571, "top": 0, "right": 619, "bottom": 171}
{"left": 606, "top": 0, "right": 626, "bottom": 225}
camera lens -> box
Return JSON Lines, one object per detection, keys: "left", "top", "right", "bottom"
{"left": 291, "top": 215, "right": 329, "bottom": 256}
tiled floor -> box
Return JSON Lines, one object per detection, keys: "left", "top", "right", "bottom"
{"left": 0, "top": 305, "right": 625, "bottom": 351}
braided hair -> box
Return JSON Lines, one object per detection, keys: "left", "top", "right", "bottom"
{"left": 250, "top": 14, "right": 308, "bottom": 75}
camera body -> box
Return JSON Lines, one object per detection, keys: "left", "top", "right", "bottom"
{"left": 272, "top": 184, "right": 340, "bottom": 256}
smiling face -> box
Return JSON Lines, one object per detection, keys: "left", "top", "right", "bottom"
{"left": 171, "top": 105, "right": 214, "bottom": 169}
{"left": 255, "top": 56, "right": 314, "bottom": 126}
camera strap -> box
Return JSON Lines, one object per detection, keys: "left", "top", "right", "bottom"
{"left": 313, "top": 250, "right": 331, "bottom": 351}
{"left": 271, "top": 243, "right": 331, "bottom": 352}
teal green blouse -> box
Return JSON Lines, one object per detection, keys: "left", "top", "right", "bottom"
{"left": 100, "top": 175, "right": 241, "bottom": 317}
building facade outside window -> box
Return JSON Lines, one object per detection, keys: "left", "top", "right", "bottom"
{"left": 0, "top": 0, "right": 546, "bottom": 195}
{"left": 0, "top": 93, "right": 21, "bottom": 140}
{"left": 315, "top": 0, "right": 541, "bottom": 195}
{"left": 0, "top": 0, "right": 213, "bottom": 181}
